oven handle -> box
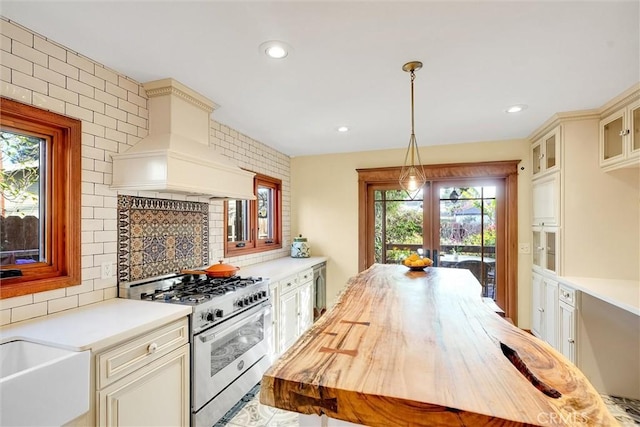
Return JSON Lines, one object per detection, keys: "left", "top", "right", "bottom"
{"left": 198, "top": 302, "right": 271, "bottom": 343}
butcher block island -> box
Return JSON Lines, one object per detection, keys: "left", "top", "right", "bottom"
{"left": 260, "top": 264, "right": 615, "bottom": 426}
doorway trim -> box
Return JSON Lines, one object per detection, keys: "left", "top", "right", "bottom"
{"left": 357, "top": 160, "right": 519, "bottom": 321}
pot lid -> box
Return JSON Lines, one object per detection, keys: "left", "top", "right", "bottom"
{"left": 205, "top": 260, "right": 239, "bottom": 273}
{"left": 293, "top": 234, "right": 307, "bottom": 242}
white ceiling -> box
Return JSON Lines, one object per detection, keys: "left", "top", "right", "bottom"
{"left": 1, "top": 1, "right": 639, "bottom": 157}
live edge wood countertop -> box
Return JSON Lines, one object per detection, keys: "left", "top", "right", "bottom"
{"left": 260, "top": 264, "right": 615, "bottom": 426}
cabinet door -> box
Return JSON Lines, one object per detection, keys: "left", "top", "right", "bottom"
{"left": 531, "top": 272, "right": 544, "bottom": 339}
{"left": 531, "top": 139, "right": 543, "bottom": 177}
{"left": 600, "top": 109, "right": 626, "bottom": 167}
{"left": 269, "top": 282, "right": 280, "bottom": 359}
{"left": 559, "top": 301, "right": 576, "bottom": 364}
{"left": 279, "top": 289, "right": 299, "bottom": 353}
{"left": 543, "top": 127, "right": 560, "bottom": 173}
{"left": 98, "top": 345, "right": 190, "bottom": 427}
{"left": 298, "top": 281, "right": 313, "bottom": 335}
{"left": 629, "top": 100, "right": 640, "bottom": 159}
{"left": 532, "top": 173, "right": 560, "bottom": 226}
{"left": 543, "top": 279, "right": 559, "bottom": 349}
{"left": 544, "top": 229, "right": 559, "bottom": 275}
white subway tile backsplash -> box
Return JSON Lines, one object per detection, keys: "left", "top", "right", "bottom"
{"left": 82, "top": 169, "right": 104, "bottom": 184}
{"left": 118, "top": 75, "right": 138, "bottom": 94}
{"left": 79, "top": 69, "right": 104, "bottom": 90}
{"left": 33, "top": 288, "right": 66, "bottom": 304}
{"left": 105, "top": 128, "right": 127, "bottom": 143}
{"left": 66, "top": 103, "right": 94, "bottom": 122}
{"left": 82, "top": 121, "right": 106, "bottom": 138}
{"left": 32, "top": 92, "right": 65, "bottom": 114}
{"left": 11, "top": 302, "right": 47, "bottom": 323}
{"left": 48, "top": 295, "right": 78, "bottom": 314}
{"left": 12, "top": 40, "right": 47, "bottom": 66}
{"left": 95, "top": 89, "right": 118, "bottom": 108}
{"left": 34, "top": 64, "right": 65, "bottom": 86}
{"left": 0, "top": 309, "right": 10, "bottom": 326}
{"left": 82, "top": 219, "right": 104, "bottom": 232}
{"left": 49, "top": 84, "right": 78, "bottom": 104}
{"left": 103, "top": 287, "right": 118, "bottom": 300}
{"left": 105, "top": 81, "right": 127, "bottom": 98}
{"left": 0, "top": 294, "right": 33, "bottom": 310}
{"left": 33, "top": 36, "right": 66, "bottom": 61}
{"left": 49, "top": 56, "right": 78, "bottom": 79}
{"left": 94, "top": 65, "right": 118, "bottom": 85}
{"left": 67, "top": 78, "right": 94, "bottom": 98}
{"left": 1, "top": 50, "right": 32, "bottom": 75}
{"left": 12, "top": 69, "right": 47, "bottom": 93}
{"left": 78, "top": 290, "right": 104, "bottom": 306}
{"left": 66, "top": 52, "right": 94, "bottom": 74}
{"left": 79, "top": 94, "right": 105, "bottom": 114}
{"left": 0, "top": 20, "right": 33, "bottom": 47}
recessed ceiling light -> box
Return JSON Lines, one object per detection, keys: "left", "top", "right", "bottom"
{"left": 259, "top": 40, "right": 291, "bottom": 59}
{"left": 337, "top": 126, "right": 349, "bottom": 133}
{"left": 506, "top": 104, "right": 528, "bottom": 113}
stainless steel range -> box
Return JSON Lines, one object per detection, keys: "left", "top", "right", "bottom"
{"left": 120, "top": 273, "right": 272, "bottom": 427}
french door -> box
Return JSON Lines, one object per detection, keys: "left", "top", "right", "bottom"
{"left": 357, "top": 161, "right": 519, "bottom": 319}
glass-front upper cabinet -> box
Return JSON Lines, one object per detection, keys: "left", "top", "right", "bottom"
{"left": 532, "top": 226, "right": 559, "bottom": 275}
{"left": 531, "top": 126, "right": 561, "bottom": 178}
{"left": 600, "top": 98, "right": 640, "bottom": 171}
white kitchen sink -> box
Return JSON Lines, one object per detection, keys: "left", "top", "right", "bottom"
{"left": 0, "top": 339, "right": 90, "bottom": 427}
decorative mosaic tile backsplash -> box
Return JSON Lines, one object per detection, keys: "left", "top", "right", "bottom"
{"left": 118, "top": 196, "right": 209, "bottom": 282}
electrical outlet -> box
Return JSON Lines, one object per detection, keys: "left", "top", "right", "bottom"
{"left": 101, "top": 262, "right": 114, "bottom": 279}
{"left": 519, "top": 243, "right": 530, "bottom": 254}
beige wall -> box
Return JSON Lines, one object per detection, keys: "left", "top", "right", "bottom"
{"left": 0, "top": 18, "right": 291, "bottom": 325}
{"left": 562, "top": 119, "right": 639, "bottom": 279}
{"left": 291, "top": 139, "right": 533, "bottom": 326}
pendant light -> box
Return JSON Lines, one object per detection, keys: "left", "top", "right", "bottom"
{"left": 399, "top": 61, "right": 426, "bottom": 199}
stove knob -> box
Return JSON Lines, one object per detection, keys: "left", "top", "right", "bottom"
{"left": 254, "top": 293, "right": 260, "bottom": 301}
{"left": 250, "top": 294, "right": 256, "bottom": 302}
{"left": 261, "top": 290, "right": 267, "bottom": 298}
{"left": 243, "top": 297, "right": 250, "bottom": 305}
{"left": 237, "top": 299, "right": 244, "bottom": 308}
{"left": 214, "top": 309, "right": 223, "bottom": 318}
{"left": 205, "top": 312, "right": 215, "bottom": 322}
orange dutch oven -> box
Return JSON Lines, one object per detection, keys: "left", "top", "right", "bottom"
{"left": 181, "top": 260, "right": 240, "bottom": 278}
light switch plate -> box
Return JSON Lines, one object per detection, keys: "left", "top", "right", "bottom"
{"left": 519, "top": 243, "right": 530, "bottom": 254}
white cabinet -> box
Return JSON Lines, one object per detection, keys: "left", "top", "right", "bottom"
{"left": 531, "top": 272, "right": 558, "bottom": 349}
{"left": 276, "top": 268, "right": 315, "bottom": 355}
{"left": 532, "top": 226, "right": 559, "bottom": 275}
{"left": 558, "top": 284, "right": 577, "bottom": 364}
{"left": 599, "top": 99, "right": 640, "bottom": 171}
{"left": 531, "top": 172, "right": 560, "bottom": 226}
{"left": 532, "top": 126, "right": 561, "bottom": 178}
{"left": 96, "top": 318, "right": 190, "bottom": 427}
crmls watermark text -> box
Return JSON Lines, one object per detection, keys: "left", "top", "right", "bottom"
{"left": 537, "top": 411, "right": 589, "bottom": 425}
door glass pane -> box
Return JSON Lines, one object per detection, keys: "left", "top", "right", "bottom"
{"left": 0, "top": 130, "right": 45, "bottom": 265}
{"left": 227, "top": 200, "right": 250, "bottom": 242}
{"left": 633, "top": 106, "right": 640, "bottom": 152}
{"left": 440, "top": 186, "right": 496, "bottom": 299}
{"left": 603, "top": 116, "right": 624, "bottom": 159}
{"left": 532, "top": 144, "right": 541, "bottom": 175}
{"left": 545, "top": 134, "right": 556, "bottom": 169}
{"left": 546, "top": 231, "right": 556, "bottom": 273}
{"left": 532, "top": 230, "right": 541, "bottom": 267}
{"left": 374, "top": 188, "right": 423, "bottom": 264}
{"left": 257, "top": 185, "right": 273, "bottom": 240}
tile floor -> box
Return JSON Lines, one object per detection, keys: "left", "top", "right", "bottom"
{"left": 214, "top": 383, "right": 299, "bottom": 427}
{"left": 215, "top": 383, "right": 640, "bottom": 427}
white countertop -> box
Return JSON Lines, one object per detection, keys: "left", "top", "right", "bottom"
{"left": 560, "top": 276, "right": 640, "bottom": 316}
{"left": 239, "top": 256, "right": 327, "bottom": 283}
{"left": 0, "top": 299, "right": 191, "bottom": 352}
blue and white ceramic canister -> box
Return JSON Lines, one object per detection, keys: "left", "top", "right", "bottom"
{"left": 291, "top": 234, "right": 310, "bottom": 258}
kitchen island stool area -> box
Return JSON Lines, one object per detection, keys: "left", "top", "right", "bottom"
{"left": 214, "top": 382, "right": 299, "bottom": 427}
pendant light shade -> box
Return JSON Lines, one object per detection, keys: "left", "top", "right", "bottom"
{"left": 399, "top": 61, "right": 426, "bottom": 199}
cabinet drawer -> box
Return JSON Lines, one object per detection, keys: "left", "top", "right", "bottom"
{"left": 97, "top": 318, "right": 189, "bottom": 389}
{"left": 559, "top": 285, "right": 576, "bottom": 306}
{"left": 279, "top": 275, "right": 299, "bottom": 294}
{"left": 297, "top": 268, "right": 313, "bottom": 284}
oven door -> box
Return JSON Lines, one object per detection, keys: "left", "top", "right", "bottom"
{"left": 193, "top": 301, "right": 272, "bottom": 411}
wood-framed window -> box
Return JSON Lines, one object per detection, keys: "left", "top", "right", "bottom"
{"left": 0, "top": 97, "right": 81, "bottom": 299}
{"left": 224, "top": 173, "right": 282, "bottom": 257}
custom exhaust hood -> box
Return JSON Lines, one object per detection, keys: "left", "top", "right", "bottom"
{"left": 111, "top": 78, "right": 255, "bottom": 199}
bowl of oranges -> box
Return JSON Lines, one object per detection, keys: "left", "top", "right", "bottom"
{"left": 402, "top": 253, "right": 433, "bottom": 271}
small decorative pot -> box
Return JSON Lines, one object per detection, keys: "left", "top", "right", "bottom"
{"left": 291, "top": 234, "right": 311, "bottom": 258}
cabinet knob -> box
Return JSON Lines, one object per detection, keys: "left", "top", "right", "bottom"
{"left": 619, "top": 129, "right": 630, "bottom": 136}
{"left": 147, "top": 342, "right": 158, "bottom": 354}
{"left": 568, "top": 338, "right": 575, "bottom": 344}
{"left": 538, "top": 307, "right": 544, "bottom": 312}
{"left": 539, "top": 153, "right": 545, "bottom": 159}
